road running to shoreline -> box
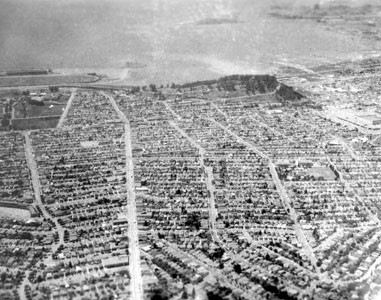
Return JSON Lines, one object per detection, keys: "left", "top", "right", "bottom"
{"left": 103, "top": 92, "right": 144, "bottom": 300}
{"left": 108, "top": 92, "right": 321, "bottom": 290}
{"left": 124, "top": 123, "right": 144, "bottom": 300}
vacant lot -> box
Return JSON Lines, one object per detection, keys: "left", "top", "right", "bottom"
{"left": 307, "top": 167, "right": 337, "bottom": 180}
{"left": 14, "top": 102, "right": 66, "bottom": 119}
{"left": 0, "top": 74, "right": 98, "bottom": 87}
{"left": 12, "top": 116, "right": 60, "bottom": 130}
{"left": 0, "top": 206, "right": 31, "bottom": 220}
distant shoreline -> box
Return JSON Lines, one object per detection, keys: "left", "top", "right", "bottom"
{"left": 0, "top": 73, "right": 100, "bottom": 88}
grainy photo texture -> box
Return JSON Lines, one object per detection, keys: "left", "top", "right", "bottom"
{"left": 0, "top": 0, "right": 381, "bottom": 299}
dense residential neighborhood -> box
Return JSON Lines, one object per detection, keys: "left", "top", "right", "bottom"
{"left": 2, "top": 65, "right": 381, "bottom": 300}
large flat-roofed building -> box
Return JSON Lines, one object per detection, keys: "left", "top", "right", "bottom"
{"left": 326, "top": 107, "right": 381, "bottom": 136}
{"left": 359, "top": 114, "right": 381, "bottom": 126}
{"left": 102, "top": 255, "right": 129, "bottom": 270}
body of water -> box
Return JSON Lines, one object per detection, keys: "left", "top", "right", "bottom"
{"left": 0, "top": 0, "right": 378, "bottom": 84}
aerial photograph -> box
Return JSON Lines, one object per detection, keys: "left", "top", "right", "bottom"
{"left": 2, "top": 0, "right": 381, "bottom": 299}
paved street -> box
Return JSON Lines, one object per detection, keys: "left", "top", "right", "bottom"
{"left": 125, "top": 122, "right": 144, "bottom": 300}
{"left": 2, "top": 69, "right": 380, "bottom": 300}
{"left": 104, "top": 92, "right": 144, "bottom": 300}
{"left": 169, "top": 120, "right": 220, "bottom": 243}
{"left": 57, "top": 88, "right": 77, "bottom": 128}
{"left": 210, "top": 118, "right": 321, "bottom": 275}
{"left": 22, "top": 132, "right": 66, "bottom": 300}
{"left": 23, "top": 131, "right": 65, "bottom": 251}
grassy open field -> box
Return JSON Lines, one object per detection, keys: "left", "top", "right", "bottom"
{"left": 307, "top": 167, "right": 337, "bottom": 180}
{"left": 14, "top": 102, "right": 66, "bottom": 119}
{"left": 0, "top": 74, "right": 98, "bottom": 87}
{"left": 12, "top": 116, "right": 60, "bottom": 130}
{"left": 0, "top": 207, "right": 31, "bottom": 220}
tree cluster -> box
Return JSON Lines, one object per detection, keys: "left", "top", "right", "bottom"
{"left": 185, "top": 212, "right": 201, "bottom": 230}
{"left": 275, "top": 84, "right": 304, "bottom": 101}
{"left": 27, "top": 98, "right": 44, "bottom": 106}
